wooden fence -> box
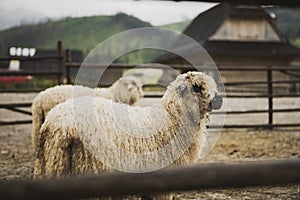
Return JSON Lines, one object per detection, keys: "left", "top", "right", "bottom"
{"left": 0, "top": 43, "right": 300, "bottom": 128}
{"left": 0, "top": 41, "right": 64, "bottom": 89}
{"left": 0, "top": 42, "right": 300, "bottom": 200}
{"left": 65, "top": 63, "right": 300, "bottom": 129}
{"left": 0, "top": 41, "right": 64, "bottom": 125}
{"left": 217, "top": 66, "right": 300, "bottom": 129}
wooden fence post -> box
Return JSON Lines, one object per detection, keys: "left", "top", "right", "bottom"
{"left": 267, "top": 67, "right": 273, "bottom": 129}
{"left": 56, "top": 41, "right": 63, "bottom": 84}
{"left": 65, "top": 49, "right": 72, "bottom": 84}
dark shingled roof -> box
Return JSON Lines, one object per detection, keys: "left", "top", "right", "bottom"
{"left": 171, "top": 3, "right": 231, "bottom": 47}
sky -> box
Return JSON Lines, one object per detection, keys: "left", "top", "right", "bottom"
{"left": 0, "top": 0, "right": 216, "bottom": 30}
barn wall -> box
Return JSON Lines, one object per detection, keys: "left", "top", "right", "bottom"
{"left": 209, "top": 18, "right": 281, "bottom": 42}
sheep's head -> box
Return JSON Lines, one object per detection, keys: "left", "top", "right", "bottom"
{"left": 112, "top": 76, "right": 144, "bottom": 105}
{"left": 162, "top": 71, "right": 223, "bottom": 115}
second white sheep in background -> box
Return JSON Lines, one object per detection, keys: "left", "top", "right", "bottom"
{"left": 31, "top": 76, "right": 143, "bottom": 150}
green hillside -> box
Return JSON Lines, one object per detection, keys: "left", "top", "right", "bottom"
{"left": 160, "top": 20, "right": 191, "bottom": 32}
{"left": 0, "top": 13, "right": 182, "bottom": 64}
{"left": 0, "top": 13, "right": 152, "bottom": 57}
{"left": 1, "top": 8, "right": 298, "bottom": 64}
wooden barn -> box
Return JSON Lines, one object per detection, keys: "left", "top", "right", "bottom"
{"left": 157, "top": 3, "right": 300, "bottom": 93}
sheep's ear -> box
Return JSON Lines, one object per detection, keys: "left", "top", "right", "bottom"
{"left": 179, "top": 84, "right": 188, "bottom": 97}
{"left": 192, "top": 84, "right": 203, "bottom": 94}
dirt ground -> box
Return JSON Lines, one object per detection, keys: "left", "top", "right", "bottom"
{"left": 0, "top": 93, "right": 299, "bottom": 199}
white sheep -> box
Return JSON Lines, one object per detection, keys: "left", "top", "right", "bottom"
{"left": 31, "top": 76, "right": 143, "bottom": 151}
{"left": 34, "top": 71, "right": 222, "bottom": 199}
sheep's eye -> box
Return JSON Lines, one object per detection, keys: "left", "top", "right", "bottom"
{"left": 192, "top": 84, "right": 203, "bottom": 93}
{"left": 130, "top": 81, "right": 137, "bottom": 86}
{"left": 127, "top": 84, "right": 134, "bottom": 91}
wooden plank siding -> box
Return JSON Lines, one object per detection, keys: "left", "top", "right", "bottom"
{"left": 209, "top": 18, "right": 281, "bottom": 42}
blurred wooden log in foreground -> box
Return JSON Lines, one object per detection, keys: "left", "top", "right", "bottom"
{"left": 0, "top": 159, "right": 299, "bottom": 200}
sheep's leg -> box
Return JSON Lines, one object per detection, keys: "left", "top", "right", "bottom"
{"left": 39, "top": 129, "right": 73, "bottom": 178}
{"left": 33, "top": 126, "right": 49, "bottom": 178}
{"left": 70, "top": 138, "right": 101, "bottom": 175}
{"left": 31, "top": 102, "right": 44, "bottom": 150}
{"left": 33, "top": 154, "right": 45, "bottom": 178}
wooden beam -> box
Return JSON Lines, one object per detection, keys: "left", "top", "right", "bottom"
{"left": 66, "top": 63, "right": 300, "bottom": 71}
{"left": 0, "top": 56, "right": 63, "bottom": 61}
{"left": 0, "top": 103, "right": 32, "bottom": 107}
{"left": 0, "top": 120, "right": 32, "bottom": 126}
{"left": 3, "top": 107, "right": 32, "bottom": 116}
{"left": 213, "top": 108, "right": 300, "bottom": 115}
{"left": 151, "top": 0, "right": 300, "bottom": 7}
{"left": 0, "top": 71, "right": 61, "bottom": 76}
{"left": 210, "top": 123, "right": 300, "bottom": 129}
{"left": 0, "top": 159, "right": 299, "bottom": 200}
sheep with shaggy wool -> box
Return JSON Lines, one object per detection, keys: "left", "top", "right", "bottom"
{"left": 34, "top": 71, "right": 223, "bottom": 199}
{"left": 31, "top": 76, "right": 143, "bottom": 151}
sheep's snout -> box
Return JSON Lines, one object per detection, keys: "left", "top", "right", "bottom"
{"left": 210, "top": 94, "right": 223, "bottom": 110}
